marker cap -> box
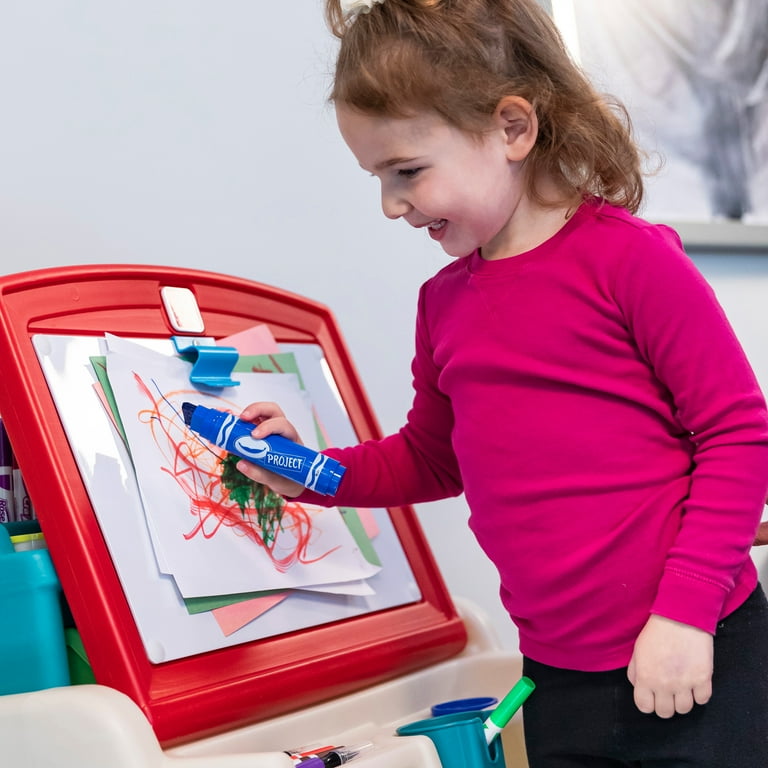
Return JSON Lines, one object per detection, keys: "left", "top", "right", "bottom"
{"left": 312, "top": 458, "right": 345, "bottom": 496}
{"left": 296, "top": 759, "right": 324, "bottom": 768}
{"left": 487, "top": 676, "right": 535, "bottom": 730}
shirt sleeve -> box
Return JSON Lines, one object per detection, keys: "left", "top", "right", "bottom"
{"left": 615, "top": 225, "right": 768, "bottom": 632}
{"left": 294, "top": 282, "right": 463, "bottom": 509}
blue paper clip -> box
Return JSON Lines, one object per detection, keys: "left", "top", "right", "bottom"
{"left": 171, "top": 336, "right": 240, "bottom": 388}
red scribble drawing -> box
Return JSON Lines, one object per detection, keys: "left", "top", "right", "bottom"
{"left": 248, "top": 354, "right": 285, "bottom": 374}
{"left": 132, "top": 373, "right": 339, "bottom": 573}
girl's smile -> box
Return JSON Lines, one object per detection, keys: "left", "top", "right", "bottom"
{"left": 426, "top": 218, "right": 447, "bottom": 241}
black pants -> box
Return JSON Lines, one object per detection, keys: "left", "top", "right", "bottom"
{"left": 522, "top": 585, "right": 768, "bottom": 767}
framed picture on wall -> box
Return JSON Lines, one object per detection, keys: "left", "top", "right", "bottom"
{"left": 550, "top": 0, "right": 768, "bottom": 249}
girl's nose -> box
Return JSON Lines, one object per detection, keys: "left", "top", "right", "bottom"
{"left": 381, "top": 188, "right": 411, "bottom": 220}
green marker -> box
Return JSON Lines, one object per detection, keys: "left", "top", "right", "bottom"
{"left": 483, "top": 676, "right": 535, "bottom": 745}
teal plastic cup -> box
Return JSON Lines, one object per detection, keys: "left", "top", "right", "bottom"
{"left": 396, "top": 709, "right": 506, "bottom": 768}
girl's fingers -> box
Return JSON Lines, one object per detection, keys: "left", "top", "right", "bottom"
{"left": 239, "top": 401, "right": 286, "bottom": 423}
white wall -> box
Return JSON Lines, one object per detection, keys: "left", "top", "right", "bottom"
{"left": 1, "top": 2, "right": 766, "bottom": 655}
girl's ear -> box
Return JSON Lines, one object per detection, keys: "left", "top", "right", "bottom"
{"left": 494, "top": 96, "right": 538, "bottom": 162}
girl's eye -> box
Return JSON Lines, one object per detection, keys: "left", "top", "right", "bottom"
{"left": 398, "top": 167, "right": 422, "bottom": 178}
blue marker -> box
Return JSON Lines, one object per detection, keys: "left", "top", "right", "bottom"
{"left": 182, "top": 402, "right": 346, "bottom": 496}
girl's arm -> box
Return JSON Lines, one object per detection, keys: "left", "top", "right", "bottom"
{"left": 617, "top": 226, "right": 768, "bottom": 716}
{"left": 236, "top": 289, "right": 463, "bottom": 508}
{"left": 616, "top": 226, "right": 768, "bottom": 630}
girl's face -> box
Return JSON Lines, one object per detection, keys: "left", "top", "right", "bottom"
{"left": 336, "top": 103, "right": 533, "bottom": 260}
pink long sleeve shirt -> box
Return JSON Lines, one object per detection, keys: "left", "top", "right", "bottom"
{"left": 299, "top": 201, "right": 768, "bottom": 671}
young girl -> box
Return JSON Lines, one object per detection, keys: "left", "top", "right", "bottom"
{"left": 238, "top": 1, "right": 768, "bottom": 764}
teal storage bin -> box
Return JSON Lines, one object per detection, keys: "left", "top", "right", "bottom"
{"left": 0, "top": 525, "right": 70, "bottom": 694}
{"left": 397, "top": 709, "right": 506, "bottom": 768}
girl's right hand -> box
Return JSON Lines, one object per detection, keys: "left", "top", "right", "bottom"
{"left": 234, "top": 401, "right": 305, "bottom": 497}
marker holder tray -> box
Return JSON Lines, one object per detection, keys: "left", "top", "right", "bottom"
{"left": 0, "top": 525, "right": 69, "bottom": 694}
{"left": 397, "top": 708, "right": 507, "bottom": 768}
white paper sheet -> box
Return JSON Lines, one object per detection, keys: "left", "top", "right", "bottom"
{"left": 104, "top": 336, "right": 380, "bottom": 598}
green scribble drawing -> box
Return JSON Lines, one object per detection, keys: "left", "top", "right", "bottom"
{"left": 219, "top": 454, "right": 285, "bottom": 545}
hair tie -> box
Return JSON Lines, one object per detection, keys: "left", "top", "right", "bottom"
{"left": 340, "top": 0, "right": 385, "bottom": 21}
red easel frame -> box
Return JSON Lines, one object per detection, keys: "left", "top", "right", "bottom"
{"left": 0, "top": 265, "right": 466, "bottom": 746}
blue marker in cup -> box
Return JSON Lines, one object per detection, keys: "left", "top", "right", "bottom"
{"left": 431, "top": 697, "right": 498, "bottom": 717}
{"left": 182, "top": 402, "right": 346, "bottom": 495}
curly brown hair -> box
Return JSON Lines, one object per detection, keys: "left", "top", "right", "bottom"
{"left": 325, "top": 0, "right": 645, "bottom": 213}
